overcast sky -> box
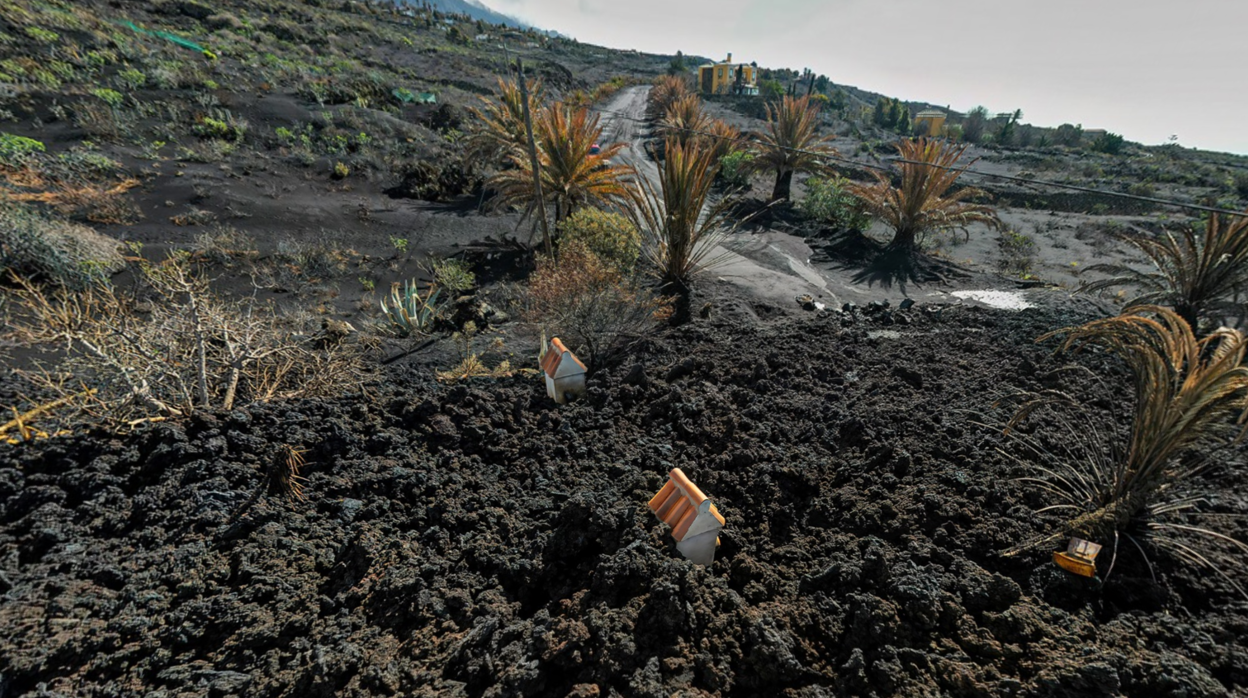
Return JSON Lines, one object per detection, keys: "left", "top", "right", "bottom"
{"left": 483, "top": 0, "right": 1247, "bottom": 154}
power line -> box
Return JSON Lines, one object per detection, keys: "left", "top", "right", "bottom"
{"left": 588, "top": 103, "right": 1248, "bottom": 220}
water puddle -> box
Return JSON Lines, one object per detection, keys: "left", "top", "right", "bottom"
{"left": 951, "top": 290, "right": 1033, "bottom": 310}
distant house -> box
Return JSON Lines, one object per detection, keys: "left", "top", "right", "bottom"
{"left": 698, "top": 53, "right": 757, "bottom": 96}
{"left": 1082, "top": 128, "right": 1108, "bottom": 142}
{"left": 914, "top": 110, "right": 947, "bottom": 137}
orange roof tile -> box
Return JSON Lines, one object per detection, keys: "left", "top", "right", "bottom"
{"left": 647, "top": 468, "right": 725, "bottom": 542}
{"left": 541, "top": 337, "right": 587, "bottom": 379}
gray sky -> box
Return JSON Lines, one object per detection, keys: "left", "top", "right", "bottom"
{"left": 484, "top": 0, "right": 1247, "bottom": 154}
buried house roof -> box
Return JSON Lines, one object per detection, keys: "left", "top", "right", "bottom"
{"left": 648, "top": 468, "right": 725, "bottom": 542}
{"left": 540, "top": 337, "right": 586, "bottom": 379}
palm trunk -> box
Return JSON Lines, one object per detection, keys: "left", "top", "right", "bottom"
{"left": 665, "top": 280, "right": 693, "bottom": 326}
{"left": 1003, "top": 490, "right": 1146, "bottom": 557}
{"left": 886, "top": 227, "right": 919, "bottom": 253}
{"left": 772, "top": 169, "right": 793, "bottom": 201}
{"left": 1175, "top": 303, "right": 1200, "bottom": 335}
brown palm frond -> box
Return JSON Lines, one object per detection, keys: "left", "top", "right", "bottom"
{"left": 1004, "top": 306, "right": 1248, "bottom": 596}
{"left": 703, "top": 119, "right": 742, "bottom": 162}
{"left": 1079, "top": 210, "right": 1248, "bottom": 333}
{"left": 466, "top": 76, "right": 545, "bottom": 165}
{"left": 278, "top": 444, "right": 308, "bottom": 502}
{"left": 660, "top": 94, "right": 710, "bottom": 149}
{"left": 751, "top": 95, "right": 837, "bottom": 201}
{"left": 647, "top": 75, "right": 692, "bottom": 121}
{"left": 488, "top": 103, "right": 634, "bottom": 228}
{"left": 627, "top": 138, "right": 735, "bottom": 288}
{"left": 848, "top": 137, "right": 1001, "bottom": 251}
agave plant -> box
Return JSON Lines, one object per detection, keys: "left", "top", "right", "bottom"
{"left": 466, "top": 76, "right": 545, "bottom": 165}
{"left": 849, "top": 137, "right": 1000, "bottom": 252}
{"left": 1005, "top": 306, "right": 1248, "bottom": 595}
{"left": 380, "top": 279, "right": 444, "bottom": 337}
{"left": 627, "top": 138, "right": 733, "bottom": 291}
{"left": 1079, "top": 210, "right": 1248, "bottom": 333}
{"left": 751, "top": 94, "right": 836, "bottom": 201}
{"left": 489, "top": 104, "right": 633, "bottom": 228}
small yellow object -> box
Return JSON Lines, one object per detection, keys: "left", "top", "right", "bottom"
{"left": 203, "top": 50, "right": 217, "bottom": 61}
{"left": 1053, "top": 537, "right": 1102, "bottom": 578}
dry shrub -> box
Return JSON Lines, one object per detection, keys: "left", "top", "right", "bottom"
{"left": 0, "top": 201, "right": 123, "bottom": 287}
{"left": 73, "top": 101, "right": 127, "bottom": 140}
{"left": 526, "top": 240, "right": 672, "bottom": 369}
{"left": 1, "top": 143, "right": 141, "bottom": 224}
{"left": 7, "top": 253, "right": 368, "bottom": 425}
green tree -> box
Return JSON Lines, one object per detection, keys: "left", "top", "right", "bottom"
{"left": 997, "top": 109, "right": 1023, "bottom": 146}
{"left": 1092, "top": 131, "right": 1126, "bottom": 155}
{"left": 759, "top": 79, "right": 785, "bottom": 102}
{"left": 1054, "top": 123, "right": 1084, "bottom": 147}
{"left": 961, "top": 106, "right": 989, "bottom": 143}
{"left": 667, "top": 50, "right": 686, "bottom": 75}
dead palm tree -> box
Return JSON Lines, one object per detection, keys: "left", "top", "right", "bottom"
{"left": 704, "top": 119, "right": 742, "bottom": 162}
{"left": 466, "top": 76, "right": 544, "bottom": 164}
{"left": 1079, "top": 210, "right": 1248, "bottom": 333}
{"left": 489, "top": 104, "right": 633, "bottom": 228}
{"left": 1005, "top": 306, "right": 1248, "bottom": 596}
{"left": 849, "top": 137, "right": 1000, "bottom": 252}
{"left": 627, "top": 138, "right": 733, "bottom": 294}
{"left": 647, "top": 75, "right": 692, "bottom": 121}
{"left": 660, "top": 94, "right": 711, "bottom": 149}
{"left": 752, "top": 94, "right": 836, "bottom": 201}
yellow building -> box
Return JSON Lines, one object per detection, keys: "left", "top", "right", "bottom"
{"left": 698, "top": 53, "right": 757, "bottom": 96}
{"left": 914, "top": 110, "right": 947, "bottom": 137}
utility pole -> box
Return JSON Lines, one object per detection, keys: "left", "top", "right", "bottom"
{"left": 515, "top": 56, "right": 552, "bottom": 256}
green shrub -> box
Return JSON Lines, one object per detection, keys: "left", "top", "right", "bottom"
{"left": 0, "top": 133, "right": 45, "bottom": 168}
{"left": 24, "top": 27, "right": 60, "bottom": 44}
{"left": 718, "top": 150, "right": 754, "bottom": 189}
{"left": 193, "top": 112, "right": 247, "bottom": 141}
{"left": 556, "top": 208, "right": 642, "bottom": 275}
{"left": 997, "top": 228, "right": 1037, "bottom": 277}
{"left": 431, "top": 257, "right": 476, "bottom": 294}
{"left": 91, "top": 88, "right": 124, "bottom": 108}
{"left": 1234, "top": 172, "right": 1248, "bottom": 200}
{"left": 1092, "top": 131, "right": 1126, "bottom": 155}
{"left": 0, "top": 203, "right": 122, "bottom": 287}
{"left": 800, "top": 176, "right": 869, "bottom": 232}
{"left": 116, "top": 68, "right": 146, "bottom": 90}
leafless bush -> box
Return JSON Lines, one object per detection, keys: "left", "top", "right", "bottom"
{"left": 525, "top": 241, "right": 672, "bottom": 369}
{"left": 7, "top": 252, "right": 368, "bottom": 425}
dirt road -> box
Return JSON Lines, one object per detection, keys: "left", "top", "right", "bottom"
{"left": 595, "top": 87, "right": 1038, "bottom": 313}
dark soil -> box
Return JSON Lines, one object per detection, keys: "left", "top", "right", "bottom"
{"left": 3, "top": 297, "right": 1246, "bottom": 697}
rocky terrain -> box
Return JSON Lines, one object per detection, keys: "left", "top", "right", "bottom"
{"left": 3, "top": 293, "right": 1248, "bottom": 697}
{"left": 4, "top": 1, "right": 1248, "bottom": 697}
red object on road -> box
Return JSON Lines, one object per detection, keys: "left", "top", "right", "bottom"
{"left": 589, "top": 143, "right": 601, "bottom": 155}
